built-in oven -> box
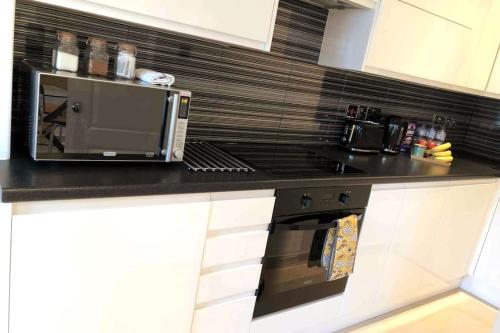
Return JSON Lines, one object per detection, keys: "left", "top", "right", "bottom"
{"left": 253, "top": 185, "right": 372, "bottom": 318}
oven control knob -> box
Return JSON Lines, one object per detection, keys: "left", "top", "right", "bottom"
{"left": 301, "top": 195, "right": 313, "bottom": 209}
{"left": 339, "top": 192, "right": 350, "bottom": 205}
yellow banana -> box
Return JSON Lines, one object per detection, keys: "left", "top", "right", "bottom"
{"left": 431, "top": 142, "right": 451, "bottom": 152}
{"left": 434, "top": 156, "right": 453, "bottom": 163}
{"left": 432, "top": 150, "right": 452, "bottom": 157}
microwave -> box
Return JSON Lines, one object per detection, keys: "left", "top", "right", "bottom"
{"left": 24, "top": 61, "right": 191, "bottom": 162}
{"left": 339, "top": 119, "right": 385, "bottom": 153}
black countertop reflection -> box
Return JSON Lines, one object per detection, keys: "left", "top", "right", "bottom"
{"left": 0, "top": 144, "right": 498, "bottom": 202}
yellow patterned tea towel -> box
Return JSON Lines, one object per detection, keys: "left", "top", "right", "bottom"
{"left": 321, "top": 214, "right": 359, "bottom": 281}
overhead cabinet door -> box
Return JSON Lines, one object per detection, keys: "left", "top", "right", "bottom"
{"left": 401, "top": 0, "right": 489, "bottom": 28}
{"left": 487, "top": 49, "right": 500, "bottom": 95}
{"left": 82, "top": 0, "right": 279, "bottom": 50}
{"left": 365, "top": 0, "right": 475, "bottom": 86}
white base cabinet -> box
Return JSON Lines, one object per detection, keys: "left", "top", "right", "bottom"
{"left": 0, "top": 203, "right": 11, "bottom": 333}
{"left": 194, "top": 191, "right": 275, "bottom": 333}
{"left": 192, "top": 296, "right": 257, "bottom": 333}
{"left": 461, "top": 183, "right": 500, "bottom": 307}
{"left": 3, "top": 179, "right": 497, "bottom": 333}
{"left": 251, "top": 179, "right": 498, "bottom": 333}
{"left": 5, "top": 190, "right": 276, "bottom": 333}
{"left": 9, "top": 199, "right": 211, "bottom": 333}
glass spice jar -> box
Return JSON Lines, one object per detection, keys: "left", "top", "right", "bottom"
{"left": 84, "top": 37, "right": 109, "bottom": 76}
{"left": 52, "top": 31, "right": 79, "bottom": 72}
{"left": 115, "top": 42, "right": 137, "bottom": 79}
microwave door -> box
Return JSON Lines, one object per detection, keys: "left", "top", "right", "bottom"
{"left": 63, "top": 76, "right": 167, "bottom": 157}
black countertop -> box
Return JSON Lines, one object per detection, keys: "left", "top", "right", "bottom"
{"left": 0, "top": 145, "right": 498, "bottom": 203}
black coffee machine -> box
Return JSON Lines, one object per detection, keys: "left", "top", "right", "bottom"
{"left": 381, "top": 116, "right": 407, "bottom": 154}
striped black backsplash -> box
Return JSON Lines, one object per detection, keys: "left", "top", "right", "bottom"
{"left": 462, "top": 98, "right": 500, "bottom": 163}
{"left": 271, "top": 0, "right": 328, "bottom": 63}
{"left": 11, "top": 0, "right": 500, "bottom": 164}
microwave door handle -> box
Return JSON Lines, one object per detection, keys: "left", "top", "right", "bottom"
{"left": 160, "top": 93, "right": 180, "bottom": 160}
{"left": 158, "top": 92, "right": 170, "bottom": 154}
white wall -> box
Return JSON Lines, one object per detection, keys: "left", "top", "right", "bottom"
{"left": 0, "top": 0, "right": 15, "bottom": 160}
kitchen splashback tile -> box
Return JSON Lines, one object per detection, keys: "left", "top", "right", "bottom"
{"left": 271, "top": 0, "right": 328, "bottom": 64}
{"left": 10, "top": 0, "right": 500, "bottom": 164}
{"left": 462, "top": 97, "right": 500, "bottom": 161}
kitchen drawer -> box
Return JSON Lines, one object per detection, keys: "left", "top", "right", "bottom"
{"left": 208, "top": 197, "right": 275, "bottom": 231}
{"left": 197, "top": 264, "right": 262, "bottom": 304}
{"left": 202, "top": 231, "right": 269, "bottom": 268}
{"left": 192, "top": 296, "right": 256, "bottom": 333}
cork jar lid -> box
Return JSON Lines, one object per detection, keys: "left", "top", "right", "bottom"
{"left": 87, "top": 37, "right": 108, "bottom": 48}
{"left": 57, "top": 31, "right": 77, "bottom": 42}
{"left": 117, "top": 42, "right": 137, "bottom": 53}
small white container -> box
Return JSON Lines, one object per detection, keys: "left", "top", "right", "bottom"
{"left": 52, "top": 31, "right": 79, "bottom": 72}
{"left": 115, "top": 43, "right": 137, "bottom": 79}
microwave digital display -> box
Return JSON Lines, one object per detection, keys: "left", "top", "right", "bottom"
{"left": 178, "top": 97, "right": 190, "bottom": 119}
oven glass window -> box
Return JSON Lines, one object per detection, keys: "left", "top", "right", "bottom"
{"left": 263, "top": 216, "right": 330, "bottom": 296}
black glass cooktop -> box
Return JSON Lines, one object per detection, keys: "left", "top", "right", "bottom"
{"left": 215, "top": 143, "right": 364, "bottom": 177}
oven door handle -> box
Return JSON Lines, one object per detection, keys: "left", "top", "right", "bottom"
{"left": 274, "top": 213, "right": 363, "bottom": 231}
{"left": 276, "top": 221, "right": 338, "bottom": 231}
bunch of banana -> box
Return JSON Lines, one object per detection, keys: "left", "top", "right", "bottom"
{"left": 430, "top": 142, "right": 453, "bottom": 163}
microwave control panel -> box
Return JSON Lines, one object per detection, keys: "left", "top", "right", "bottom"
{"left": 171, "top": 95, "right": 190, "bottom": 161}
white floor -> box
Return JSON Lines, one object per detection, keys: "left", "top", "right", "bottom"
{"left": 346, "top": 292, "right": 498, "bottom": 333}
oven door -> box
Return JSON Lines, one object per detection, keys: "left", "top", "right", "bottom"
{"left": 253, "top": 209, "right": 364, "bottom": 318}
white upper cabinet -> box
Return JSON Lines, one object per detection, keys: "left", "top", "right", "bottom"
{"left": 365, "top": 0, "right": 492, "bottom": 89}
{"left": 9, "top": 200, "right": 210, "bottom": 333}
{"left": 487, "top": 46, "right": 500, "bottom": 95}
{"left": 320, "top": 0, "right": 500, "bottom": 95}
{"left": 36, "top": 0, "right": 280, "bottom": 51}
{"left": 401, "top": 0, "right": 487, "bottom": 28}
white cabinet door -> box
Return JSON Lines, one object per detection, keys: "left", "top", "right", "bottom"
{"left": 365, "top": 0, "right": 475, "bottom": 86}
{"left": 464, "top": 196, "right": 500, "bottom": 307}
{"left": 377, "top": 184, "right": 450, "bottom": 311}
{"left": 193, "top": 296, "right": 257, "bottom": 333}
{"left": 0, "top": 203, "right": 11, "bottom": 333}
{"left": 9, "top": 202, "right": 210, "bottom": 333}
{"left": 401, "top": 0, "right": 489, "bottom": 28}
{"left": 56, "top": 0, "right": 279, "bottom": 50}
{"left": 487, "top": 49, "right": 500, "bottom": 95}
{"left": 341, "top": 187, "right": 405, "bottom": 324}
{"left": 202, "top": 231, "right": 269, "bottom": 268}
{"left": 208, "top": 196, "right": 275, "bottom": 231}
{"left": 196, "top": 264, "right": 262, "bottom": 304}
{"left": 428, "top": 183, "right": 498, "bottom": 282}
